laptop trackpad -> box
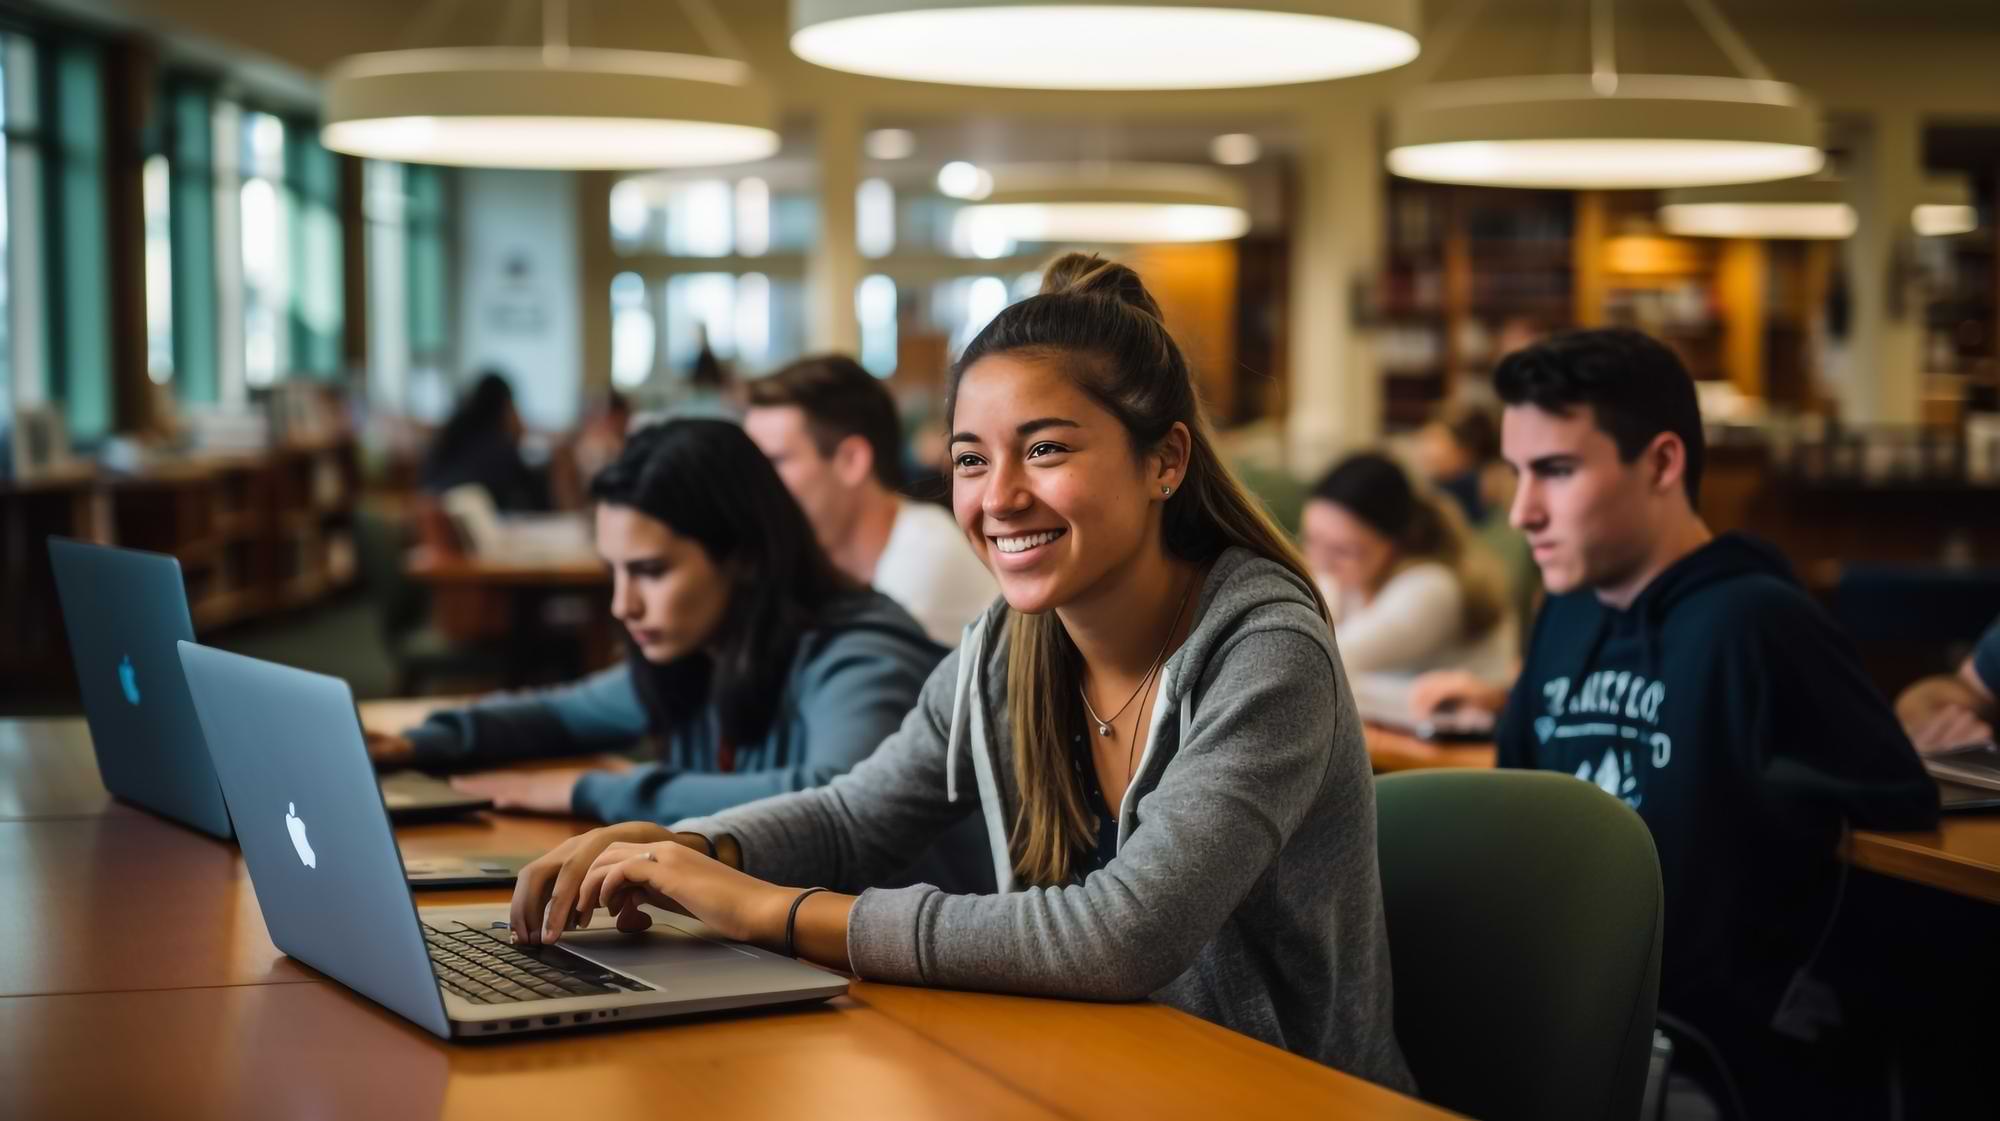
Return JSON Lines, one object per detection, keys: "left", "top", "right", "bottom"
{"left": 561, "top": 917, "right": 759, "bottom": 975}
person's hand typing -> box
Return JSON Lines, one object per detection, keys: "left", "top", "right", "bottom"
{"left": 450, "top": 766, "right": 602, "bottom": 815}
{"left": 1908, "top": 704, "right": 1995, "bottom": 756}
{"left": 363, "top": 731, "right": 414, "bottom": 769}
{"left": 510, "top": 822, "right": 687, "bottom": 944}
{"left": 1408, "top": 670, "right": 1508, "bottom": 719}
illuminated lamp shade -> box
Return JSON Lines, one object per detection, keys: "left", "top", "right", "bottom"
{"left": 321, "top": 48, "right": 781, "bottom": 169}
{"left": 953, "top": 164, "right": 1250, "bottom": 244}
{"left": 1914, "top": 175, "right": 1977, "bottom": 237}
{"left": 1659, "top": 177, "right": 1854, "bottom": 239}
{"left": 1387, "top": 75, "right": 1825, "bottom": 190}
{"left": 789, "top": 0, "right": 1420, "bottom": 89}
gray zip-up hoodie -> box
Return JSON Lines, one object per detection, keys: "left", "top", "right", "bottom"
{"left": 677, "top": 547, "right": 1414, "bottom": 1091}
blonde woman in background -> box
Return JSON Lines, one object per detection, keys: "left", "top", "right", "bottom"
{"left": 1302, "top": 451, "right": 1515, "bottom": 685}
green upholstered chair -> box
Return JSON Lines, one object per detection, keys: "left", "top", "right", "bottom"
{"left": 1376, "top": 768, "right": 1664, "bottom": 1121}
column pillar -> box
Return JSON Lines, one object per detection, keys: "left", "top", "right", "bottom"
{"left": 808, "top": 105, "right": 862, "bottom": 355}
{"left": 1286, "top": 106, "right": 1383, "bottom": 479}
{"left": 1835, "top": 109, "right": 1924, "bottom": 425}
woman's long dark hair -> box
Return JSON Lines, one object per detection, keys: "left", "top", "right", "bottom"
{"left": 590, "top": 418, "right": 862, "bottom": 746}
{"left": 426, "top": 372, "right": 516, "bottom": 477}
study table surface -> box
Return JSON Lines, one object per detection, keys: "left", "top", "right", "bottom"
{"left": 0, "top": 711, "right": 1454, "bottom": 1121}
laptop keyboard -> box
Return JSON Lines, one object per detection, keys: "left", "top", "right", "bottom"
{"left": 423, "top": 921, "right": 655, "bottom": 1004}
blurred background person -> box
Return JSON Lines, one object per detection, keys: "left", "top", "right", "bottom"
{"left": 1301, "top": 451, "right": 1515, "bottom": 684}
{"left": 1415, "top": 397, "right": 1539, "bottom": 648}
{"left": 419, "top": 371, "right": 548, "bottom": 512}
{"left": 745, "top": 355, "right": 996, "bottom": 645}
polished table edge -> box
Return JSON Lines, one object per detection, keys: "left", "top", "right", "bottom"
{"left": 1846, "top": 825, "right": 2000, "bottom": 905}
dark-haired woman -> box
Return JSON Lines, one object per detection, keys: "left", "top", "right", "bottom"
{"left": 1301, "top": 451, "right": 1514, "bottom": 682}
{"left": 369, "top": 418, "right": 945, "bottom": 825}
{"left": 421, "top": 371, "right": 548, "bottom": 512}
{"left": 506, "top": 255, "right": 1414, "bottom": 1092}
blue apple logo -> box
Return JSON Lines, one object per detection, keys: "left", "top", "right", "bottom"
{"left": 118, "top": 655, "right": 141, "bottom": 705}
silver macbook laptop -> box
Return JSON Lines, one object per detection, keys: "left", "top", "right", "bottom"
{"left": 1349, "top": 670, "right": 1496, "bottom": 743}
{"left": 47, "top": 537, "right": 491, "bottom": 837}
{"left": 1921, "top": 741, "right": 2000, "bottom": 813}
{"left": 404, "top": 854, "right": 534, "bottom": 889}
{"left": 177, "top": 642, "right": 846, "bottom": 1039}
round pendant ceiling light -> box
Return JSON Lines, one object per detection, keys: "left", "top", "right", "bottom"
{"left": 953, "top": 163, "right": 1250, "bottom": 244}
{"left": 1913, "top": 175, "right": 1977, "bottom": 237}
{"left": 1387, "top": 0, "right": 1825, "bottom": 189}
{"left": 1388, "top": 75, "right": 1824, "bottom": 189}
{"left": 322, "top": 1, "right": 779, "bottom": 170}
{"left": 1659, "top": 173, "right": 1976, "bottom": 239}
{"left": 1658, "top": 175, "right": 1854, "bottom": 239}
{"left": 789, "top": 0, "right": 1421, "bottom": 89}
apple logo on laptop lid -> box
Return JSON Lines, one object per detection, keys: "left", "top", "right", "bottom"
{"left": 286, "top": 803, "right": 317, "bottom": 869}
{"left": 118, "top": 655, "right": 140, "bottom": 705}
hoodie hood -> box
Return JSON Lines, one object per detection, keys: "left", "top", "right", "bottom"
{"left": 942, "top": 546, "right": 1329, "bottom": 892}
{"left": 1558, "top": 532, "right": 1796, "bottom": 696}
{"left": 1627, "top": 532, "right": 1798, "bottom": 619}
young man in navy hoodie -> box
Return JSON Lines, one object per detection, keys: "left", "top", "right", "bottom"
{"left": 1415, "top": 328, "right": 1942, "bottom": 1117}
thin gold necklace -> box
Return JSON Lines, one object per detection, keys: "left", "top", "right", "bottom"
{"left": 1079, "top": 571, "right": 1199, "bottom": 740}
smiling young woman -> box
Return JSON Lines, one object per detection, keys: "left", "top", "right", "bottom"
{"left": 510, "top": 254, "right": 1414, "bottom": 1092}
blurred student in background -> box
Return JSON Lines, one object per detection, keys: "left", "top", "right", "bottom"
{"left": 1896, "top": 614, "right": 1999, "bottom": 752}
{"left": 1301, "top": 451, "right": 1514, "bottom": 683}
{"left": 1416, "top": 398, "right": 1539, "bottom": 643}
{"left": 745, "top": 355, "right": 997, "bottom": 645}
{"left": 420, "top": 371, "right": 548, "bottom": 512}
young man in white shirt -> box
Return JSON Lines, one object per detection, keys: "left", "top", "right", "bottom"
{"left": 745, "top": 355, "right": 996, "bottom": 646}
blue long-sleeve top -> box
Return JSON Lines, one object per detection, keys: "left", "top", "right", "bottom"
{"left": 399, "top": 590, "right": 948, "bottom": 824}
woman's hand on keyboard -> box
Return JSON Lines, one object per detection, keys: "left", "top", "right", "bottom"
{"left": 510, "top": 822, "right": 675, "bottom": 945}
{"left": 577, "top": 840, "right": 793, "bottom": 950}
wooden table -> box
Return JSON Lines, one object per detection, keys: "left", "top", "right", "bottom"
{"left": 2, "top": 709, "right": 1454, "bottom": 1121}
{"left": 1846, "top": 816, "right": 2000, "bottom": 906}
{"left": 1363, "top": 724, "right": 1498, "bottom": 774}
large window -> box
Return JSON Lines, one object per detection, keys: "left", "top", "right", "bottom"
{"left": 608, "top": 170, "right": 812, "bottom": 394}
{"left": 0, "top": 30, "right": 114, "bottom": 448}
{"left": 152, "top": 95, "right": 348, "bottom": 407}
{"left": 365, "top": 160, "right": 453, "bottom": 418}
{"left": 0, "top": 33, "right": 28, "bottom": 434}
{"left": 231, "top": 110, "right": 343, "bottom": 390}
{"left": 162, "top": 78, "right": 218, "bottom": 402}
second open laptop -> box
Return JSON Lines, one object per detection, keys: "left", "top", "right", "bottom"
{"left": 177, "top": 642, "right": 846, "bottom": 1038}
{"left": 46, "top": 537, "right": 491, "bottom": 839}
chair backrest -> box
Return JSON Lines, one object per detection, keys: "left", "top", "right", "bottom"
{"left": 1831, "top": 565, "right": 2000, "bottom": 645}
{"left": 351, "top": 503, "right": 426, "bottom": 641}
{"left": 1376, "top": 769, "right": 1663, "bottom": 1121}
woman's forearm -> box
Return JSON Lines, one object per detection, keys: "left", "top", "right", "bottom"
{"left": 788, "top": 890, "right": 857, "bottom": 972}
